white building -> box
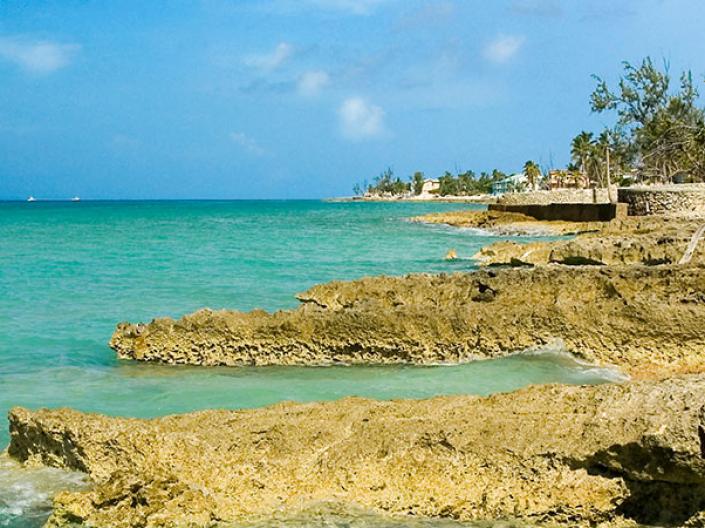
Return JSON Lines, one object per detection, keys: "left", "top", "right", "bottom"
{"left": 491, "top": 173, "right": 528, "bottom": 195}
{"left": 420, "top": 179, "right": 440, "bottom": 196}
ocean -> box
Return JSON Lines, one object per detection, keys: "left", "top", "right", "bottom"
{"left": 0, "top": 200, "right": 619, "bottom": 527}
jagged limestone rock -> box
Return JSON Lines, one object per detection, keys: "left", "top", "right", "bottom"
{"left": 8, "top": 376, "right": 705, "bottom": 527}
{"left": 473, "top": 217, "right": 705, "bottom": 267}
{"left": 110, "top": 265, "right": 705, "bottom": 378}
{"left": 410, "top": 210, "right": 606, "bottom": 236}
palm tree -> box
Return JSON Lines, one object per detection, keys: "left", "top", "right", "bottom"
{"left": 571, "top": 131, "right": 594, "bottom": 178}
{"left": 523, "top": 160, "right": 541, "bottom": 190}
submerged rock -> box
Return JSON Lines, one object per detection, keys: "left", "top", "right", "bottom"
{"left": 110, "top": 265, "right": 705, "bottom": 378}
{"left": 8, "top": 376, "right": 705, "bottom": 527}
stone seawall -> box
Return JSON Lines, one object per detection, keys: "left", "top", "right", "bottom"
{"left": 488, "top": 202, "right": 627, "bottom": 222}
{"left": 498, "top": 188, "right": 610, "bottom": 205}
{"left": 618, "top": 184, "right": 705, "bottom": 216}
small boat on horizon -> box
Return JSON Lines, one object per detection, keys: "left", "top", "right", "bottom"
{"left": 27, "top": 196, "right": 37, "bottom": 202}
{"left": 71, "top": 196, "right": 81, "bottom": 202}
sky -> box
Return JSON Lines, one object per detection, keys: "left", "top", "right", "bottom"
{"left": 1, "top": 0, "right": 705, "bottom": 199}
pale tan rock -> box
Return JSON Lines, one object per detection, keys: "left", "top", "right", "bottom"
{"left": 473, "top": 216, "right": 705, "bottom": 267}
{"left": 444, "top": 248, "right": 458, "bottom": 260}
{"left": 8, "top": 376, "right": 705, "bottom": 527}
{"left": 410, "top": 210, "right": 605, "bottom": 236}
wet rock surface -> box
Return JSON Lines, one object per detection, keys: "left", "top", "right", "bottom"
{"left": 8, "top": 376, "right": 705, "bottom": 527}
{"left": 110, "top": 265, "right": 705, "bottom": 378}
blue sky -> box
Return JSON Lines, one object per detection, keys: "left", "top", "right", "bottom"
{"left": 1, "top": 0, "right": 704, "bottom": 199}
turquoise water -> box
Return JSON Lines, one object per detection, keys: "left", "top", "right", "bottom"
{"left": 0, "top": 200, "right": 615, "bottom": 527}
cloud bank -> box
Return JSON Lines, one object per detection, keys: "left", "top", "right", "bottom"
{"left": 268, "top": 0, "right": 392, "bottom": 15}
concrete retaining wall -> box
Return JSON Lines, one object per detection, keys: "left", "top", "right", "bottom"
{"left": 618, "top": 184, "right": 705, "bottom": 216}
{"left": 489, "top": 202, "right": 627, "bottom": 222}
{"left": 498, "top": 188, "right": 610, "bottom": 205}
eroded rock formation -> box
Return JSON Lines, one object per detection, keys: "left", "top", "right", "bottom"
{"left": 410, "top": 210, "right": 606, "bottom": 236}
{"left": 110, "top": 265, "right": 705, "bottom": 378}
{"left": 8, "top": 376, "right": 705, "bottom": 527}
{"left": 473, "top": 216, "right": 705, "bottom": 267}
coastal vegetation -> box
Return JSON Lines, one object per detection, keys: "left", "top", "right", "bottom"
{"left": 357, "top": 167, "right": 510, "bottom": 197}
{"left": 356, "top": 57, "right": 705, "bottom": 198}
{"left": 573, "top": 57, "right": 705, "bottom": 185}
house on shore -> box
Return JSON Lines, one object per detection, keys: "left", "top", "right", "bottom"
{"left": 491, "top": 173, "right": 528, "bottom": 195}
{"left": 420, "top": 178, "right": 440, "bottom": 196}
{"left": 547, "top": 170, "right": 589, "bottom": 190}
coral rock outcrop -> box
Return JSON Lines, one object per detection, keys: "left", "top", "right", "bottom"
{"left": 473, "top": 215, "right": 705, "bottom": 267}
{"left": 410, "top": 210, "right": 606, "bottom": 235}
{"left": 110, "top": 265, "right": 705, "bottom": 378}
{"left": 9, "top": 376, "right": 705, "bottom": 527}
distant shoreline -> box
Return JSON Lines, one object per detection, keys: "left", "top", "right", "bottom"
{"left": 327, "top": 194, "right": 497, "bottom": 204}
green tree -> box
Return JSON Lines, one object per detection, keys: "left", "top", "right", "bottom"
{"left": 570, "top": 131, "right": 594, "bottom": 178}
{"left": 411, "top": 171, "right": 425, "bottom": 195}
{"left": 438, "top": 171, "right": 459, "bottom": 196}
{"left": 491, "top": 169, "right": 507, "bottom": 181}
{"left": 367, "top": 167, "right": 410, "bottom": 195}
{"left": 523, "top": 160, "right": 541, "bottom": 190}
{"left": 457, "top": 170, "right": 477, "bottom": 194}
{"left": 591, "top": 57, "right": 705, "bottom": 182}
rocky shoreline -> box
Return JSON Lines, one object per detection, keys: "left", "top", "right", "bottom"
{"left": 110, "top": 265, "right": 705, "bottom": 378}
{"left": 410, "top": 209, "right": 606, "bottom": 236}
{"left": 471, "top": 215, "right": 705, "bottom": 267}
{"left": 9, "top": 375, "right": 705, "bottom": 527}
{"left": 7, "top": 205, "right": 705, "bottom": 527}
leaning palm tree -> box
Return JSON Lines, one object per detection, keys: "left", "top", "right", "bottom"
{"left": 570, "top": 131, "right": 594, "bottom": 179}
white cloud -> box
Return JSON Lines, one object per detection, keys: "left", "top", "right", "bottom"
{"left": 297, "top": 70, "right": 330, "bottom": 96}
{"left": 267, "top": 0, "right": 392, "bottom": 15}
{"left": 0, "top": 36, "right": 79, "bottom": 74}
{"left": 306, "top": 0, "right": 388, "bottom": 14}
{"left": 230, "top": 132, "right": 266, "bottom": 156}
{"left": 243, "top": 42, "right": 294, "bottom": 71}
{"left": 483, "top": 34, "right": 524, "bottom": 64}
{"left": 338, "top": 97, "right": 386, "bottom": 140}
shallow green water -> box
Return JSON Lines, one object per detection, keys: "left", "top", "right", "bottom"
{"left": 0, "top": 200, "right": 612, "bottom": 527}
